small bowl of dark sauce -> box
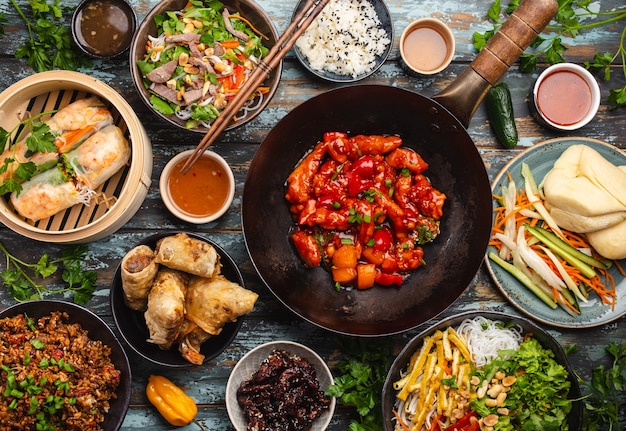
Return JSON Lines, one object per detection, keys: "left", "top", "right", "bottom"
{"left": 72, "top": 0, "right": 136, "bottom": 59}
{"left": 530, "top": 63, "right": 601, "bottom": 131}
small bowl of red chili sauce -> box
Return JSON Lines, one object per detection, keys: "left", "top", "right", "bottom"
{"left": 71, "top": 0, "right": 136, "bottom": 59}
{"left": 160, "top": 149, "right": 235, "bottom": 224}
{"left": 530, "top": 63, "right": 601, "bottom": 131}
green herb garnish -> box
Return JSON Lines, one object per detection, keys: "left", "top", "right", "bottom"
{"left": 473, "top": 0, "right": 626, "bottom": 108}
{"left": 325, "top": 337, "right": 393, "bottom": 431}
{"left": 0, "top": 241, "right": 97, "bottom": 305}
{"left": 10, "top": 0, "right": 91, "bottom": 72}
{"left": 0, "top": 111, "right": 58, "bottom": 195}
{"left": 580, "top": 341, "right": 626, "bottom": 431}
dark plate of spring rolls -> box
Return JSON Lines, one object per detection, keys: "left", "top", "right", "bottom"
{"left": 111, "top": 232, "right": 257, "bottom": 367}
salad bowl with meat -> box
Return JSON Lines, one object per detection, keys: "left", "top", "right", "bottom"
{"left": 130, "top": 0, "right": 281, "bottom": 133}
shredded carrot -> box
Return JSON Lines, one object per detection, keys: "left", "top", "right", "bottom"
{"left": 221, "top": 39, "right": 241, "bottom": 49}
{"left": 227, "top": 14, "right": 269, "bottom": 40}
{"left": 491, "top": 172, "right": 621, "bottom": 315}
{"left": 393, "top": 409, "right": 410, "bottom": 431}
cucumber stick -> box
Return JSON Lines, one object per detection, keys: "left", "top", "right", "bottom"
{"left": 486, "top": 82, "right": 518, "bottom": 148}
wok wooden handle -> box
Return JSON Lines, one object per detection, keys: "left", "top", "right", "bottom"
{"left": 472, "top": 0, "right": 558, "bottom": 84}
{"left": 432, "top": 0, "right": 557, "bottom": 128}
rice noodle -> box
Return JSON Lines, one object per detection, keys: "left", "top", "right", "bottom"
{"left": 455, "top": 316, "right": 523, "bottom": 368}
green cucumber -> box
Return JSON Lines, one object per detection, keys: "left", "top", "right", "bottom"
{"left": 486, "top": 82, "right": 518, "bottom": 148}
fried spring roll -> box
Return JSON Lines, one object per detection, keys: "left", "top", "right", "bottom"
{"left": 154, "top": 233, "right": 222, "bottom": 278}
{"left": 184, "top": 275, "right": 258, "bottom": 336}
{"left": 121, "top": 245, "right": 159, "bottom": 311}
{"left": 144, "top": 268, "right": 188, "bottom": 350}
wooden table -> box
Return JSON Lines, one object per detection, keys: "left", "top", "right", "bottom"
{"left": 1, "top": 0, "right": 625, "bottom": 429}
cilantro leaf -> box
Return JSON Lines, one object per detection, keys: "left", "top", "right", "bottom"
{"left": 11, "top": 0, "right": 91, "bottom": 73}
{"left": 325, "top": 337, "right": 393, "bottom": 431}
{"left": 0, "top": 241, "right": 97, "bottom": 304}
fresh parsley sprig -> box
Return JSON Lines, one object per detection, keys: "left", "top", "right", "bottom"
{"left": 325, "top": 337, "right": 394, "bottom": 431}
{"left": 10, "top": 0, "right": 91, "bottom": 72}
{"left": 579, "top": 341, "right": 626, "bottom": 431}
{"left": 0, "top": 241, "right": 97, "bottom": 305}
{"left": 473, "top": 0, "right": 626, "bottom": 108}
{"left": 0, "top": 110, "right": 58, "bottom": 195}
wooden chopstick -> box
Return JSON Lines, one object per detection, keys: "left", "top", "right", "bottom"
{"left": 179, "top": 0, "right": 330, "bottom": 174}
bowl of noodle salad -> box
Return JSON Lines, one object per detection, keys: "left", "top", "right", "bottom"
{"left": 382, "top": 311, "right": 583, "bottom": 431}
{"left": 130, "top": 0, "right": 281, "bottom": 133}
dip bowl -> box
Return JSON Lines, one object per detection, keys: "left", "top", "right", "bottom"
{"left": 160, "top": 149, "right": 235, "bottom": 224}
{"left": 529, "top": 63, "right": 601, "bottom": 131}
{"left": 400, "top": 18, "right": 455, "bottom": 75}
{"left": 71, "top": 0, "right": 137, "bottom": 59}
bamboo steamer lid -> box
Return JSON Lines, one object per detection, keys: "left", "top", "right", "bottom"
{"left": 0, "top": 71, "right": 152, "bottom": 244}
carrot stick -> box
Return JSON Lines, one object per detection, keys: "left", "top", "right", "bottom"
{"left": 393, "top": 409, "right": 410, "bottom": 431}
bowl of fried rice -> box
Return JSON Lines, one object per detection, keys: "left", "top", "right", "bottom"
{"left": 0, "top": 300, "right": 131, "bottom": 431}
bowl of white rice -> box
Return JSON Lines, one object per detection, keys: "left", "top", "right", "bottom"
{"left": 293, "top": 0, "right": 393, "bottom": 82}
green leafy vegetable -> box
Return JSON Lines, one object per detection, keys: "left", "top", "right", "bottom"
{"left": 0, "top": 110, "right": 58, "bottom": 196}
{"left": 473, "top": 0, "right": 626, "bottom": 108}
{"left": 10, "top": 0, "right": 91, "bottom": 72}
{"left": 325, "top": 337, "right": 393, "bottom": 431}
{"left": 580, "top": 341, "right": 626, "bottom": 431}
{"left": 470, "top": 337, "right": 573, "bottom": 431}
{"left": 0, "top": 241, "right": 97, "bottom": 305}
{"left": 0, "top": 12, "right": 7, "bottom": 36}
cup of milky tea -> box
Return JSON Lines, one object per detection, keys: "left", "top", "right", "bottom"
{"left": 400, "top": 18, "right": 455, "bottom": 75}
{"left": 529, "top": 63, "right": 601, "bottom": 131}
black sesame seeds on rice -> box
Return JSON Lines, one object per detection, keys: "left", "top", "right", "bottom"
{"left": 0, "top": 311, "right": 122, "bottom": 430}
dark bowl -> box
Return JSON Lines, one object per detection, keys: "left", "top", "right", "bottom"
{"left": 0, "top": 300, "right": 132, "bottom": 431}
{"left": 129, "top": 0, "right": 282, "bottom": 133}
{"left": 292, "top": 0, "right": 393, "bottom": 82}
{"left": 242, "top": 85, "right": 493, "bottom": 337}
{"left": 382, "top": 311, "right": 583, "bottom": 431}
{"left": 110, "top": 232, "right": 245, "bottom": 368}
{"left": 72, "top": 0, "right": 137, "bottom": 59}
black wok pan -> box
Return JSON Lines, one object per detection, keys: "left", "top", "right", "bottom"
{"left": 242, "top": 0, "right": 558, "bottom": 336}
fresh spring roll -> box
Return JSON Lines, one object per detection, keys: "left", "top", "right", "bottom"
{"left": 10, "top": 165, "right": 92, "bottom": 221}
{"left": 121, "top": 245, "right": 159, "bottom": 311}
{"left": 144, "top": 268, "right": 188, "bottom": 350}
{"left": 154, "top": 233, "right": 222, "bottom": 278}
{"left": 10, "top": 125, "right": 130, "bottom": 221}
{"left": 64, "top": 124, "right": 131, "bottom": 189}
{"left": 0, "top": 96, "right": 114, "bottom": 186}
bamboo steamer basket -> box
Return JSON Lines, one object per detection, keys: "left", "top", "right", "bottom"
{"left": 0, "top": 70, "right": 152, "bottom": 244}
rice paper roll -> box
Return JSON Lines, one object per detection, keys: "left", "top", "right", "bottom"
{"left": 10, "top": 165, "right": 91, "bottom": 221}
{"left": 121, "top": 245, "right": 159, "bottom": 311}
{"left": 144, "top": 268, "right": 188, "bottom": 350}
{"left": 154, "top": 233, "right": 222, "bottom": 278}
{"left": 65, "top": 124, "right": 131, "bottom": 189}
{"left": 46, "top": 96, "right": 114, "bottom": 138}
{"left": 184, "top": 275, "right": 258, "bottom": 336}
{"left": 0, "top": 97, "right": 113, "bottom": 186}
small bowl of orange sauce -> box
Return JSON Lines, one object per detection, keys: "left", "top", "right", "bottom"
{"left": 530, "top": 63, "right": 601, "bottom": 131}
{"left": 400, "top": 18, "right": 455, "bottom": 76}
{"left": 160, "top": 150, "right": 235, "bottom": 224}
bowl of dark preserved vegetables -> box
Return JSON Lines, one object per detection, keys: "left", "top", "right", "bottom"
{"left": 130, "top": 0, "right": 282, "bottom": 133}
{"left": 225, "top": 341, "right": 335, "bottom": 431}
